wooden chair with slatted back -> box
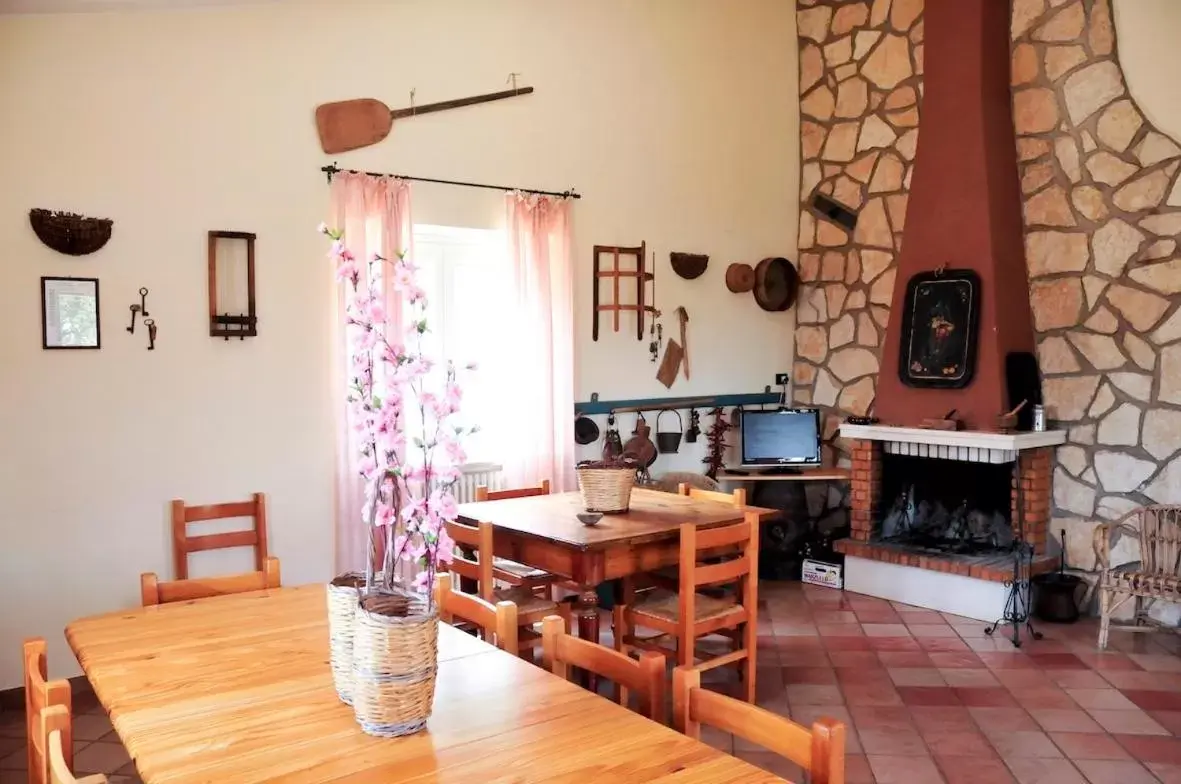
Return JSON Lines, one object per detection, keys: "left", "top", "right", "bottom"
{"left": 677, "top": 484, "right": 747, "bottom": 507}
{"left": 445, "top": 519, "right": 571, "bottom": 658}
{"left": 24, "top": 639, "right": 72, "bottom": 784}
{"left": 673, "top": 666, "right": 845, "bottom": 784}
{"left": 140, "top": 493, "right": 280, "bottom": 606}
{"left": 615, "top": 511, "right": 760, "bottom": 702}
{"left": 541, "top": 616, "right": 667, "bottom": 723}
{"left": 434, "top": 573, "right": 519, "bottom": 653}
{"left": 40, "top": 706, "right": 107, "bottom": 784}
{"left": 474, "top": 480, "right": 560, "bottom": 591}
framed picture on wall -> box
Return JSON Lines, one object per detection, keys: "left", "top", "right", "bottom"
{"left": 42, "top": 276, "right": 101, "bottom": 349}
{"left": 897, "top": 269, "right": 980, "bottom": 388}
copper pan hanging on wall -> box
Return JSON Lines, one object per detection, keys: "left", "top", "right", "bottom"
{"left": 753, "top": 257, "right": 799, "bottom": 312}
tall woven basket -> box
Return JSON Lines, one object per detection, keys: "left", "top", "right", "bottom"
{"left": 577, "top": 467, "right": 636, "bottom": 513}
{"left": 327, "top": 572, "right": 366, "bottom": 705}
{"left": 352, "top": 588, "right": 439, "bottom": 738}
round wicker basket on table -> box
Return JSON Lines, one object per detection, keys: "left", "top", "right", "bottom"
{"left": 576, "top": 466, "right": 636, "bottom": 513}
{"left": 327, "top": 572, "right": 366, "bottom": 705}
{"left": 351, "top": 589, "right": 439, "bottom": 738}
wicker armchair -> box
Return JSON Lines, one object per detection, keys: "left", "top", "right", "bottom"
{"left": 1094, "top": 505, "right": 1181, "bottom": 649}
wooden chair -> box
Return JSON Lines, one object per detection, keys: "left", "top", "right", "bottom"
{"left": 24, "top": 639, "right": 72, "bottom": 784}
{"left": 474, "top": 480, "right": 560, "bottom": 589}
{"left": 434, "top": 573, "right": 519, "bottom": 653}
{"left": 445, "top": 519, "right": 571, "bottom": 658}
{"left": 40, "top": 706, "right": 107, "bottom": 784}
{"left": 677, "top": 484, "right": 747, "bottom": 507}
{"left": 141, "top": 557, "right": 281, "bottom": 606}
{"left": 615, "top": 511, "right": 760, "bottom": 702}
{"left": 1095, "top": 505, "right": 1181, "bottom": 649}
{"left": 541, "top": 616, "right": 667, "bottom": 722}
{"left": 673, "top": 666, "right": 845, "bottom": 784}
{"left": 141, "top": 492, "right": 280, "bottom": 606}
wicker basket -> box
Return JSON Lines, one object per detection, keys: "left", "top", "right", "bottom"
{"left": 327, "top": 572, "right": 366, "bottom": 705}
{"left": 351, "top": 588, "right": 439, "bottom": 738}
{"left": 29, "top": 209, "right": 113, "bottom": 256}
{"left": 577, "top": 467, "right": 636, "bottom": 514}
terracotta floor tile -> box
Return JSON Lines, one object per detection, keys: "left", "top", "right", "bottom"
{"left": 922, "top": 728, "right": 997, "bottom": 756}
{"left": 869, "top": 635, "right": 923, "bottom": 652}
{"left": 1028, "top": 709, "right": 1103, "bottom": 734}
{"left": 863, "top": 623, "right": 913, "bottom": 638}
{"left": 844, "top": 754, "right": 876, "bottom": 784}
{"left": 1146, "top": 762, "right": 1181, "bottom": 783}
{"left": 74, "top": 742, "right": 132, "bottom": 775}
{"left": 1072, "top": 653, "right": 1143, "bottom": 672}
{"left": 1065, "top": 689, "right": 1139, "bottom": 711}
{"left": 989, "top": 730, "right": 1063, "bottom": 759}
{"left": 842, "top": 680, "right": 904, "bottom": 706}
{"left": 778, "top": 650, "right": 832, "bottom": 667}
{"left": 956, "top": 687, "right": 1018, "bottom": 708}
{"left": 1073, "top": 759, "right": 1157, "bottom": 783}
{"left": 821, "top": 635, "right": 873, "bottom": 651}
{"left": 699, "top": 725, "right": 733, "bottom": 753}
{"left": 1044, "top": 670, "right": 1109, "bottom": 690}
{"left": 1128, "top": 653, "right": 1181, "bottom": 673}
{"left": 781, "top": 666, "right": 838, "bottom": 685}
{"left": 900, "top": 609, "right": 947, "bottom": 624}
{"left": 1122, "top": 689, "right": 1181, "bottom": 712}
{"left": 996, "top": 669, "right": 1056, "bottom": 688}
{"left": 979, "top": 652, "right": 1041, "bottom": 670}
{"left": 72, "top": 713, "right": 114, "bottom": 742}
{"left": 929, "top": 651, "right": 986, "bottom": 669}
{"left": 1048, "top": 732, "right": 1131, "bottom": 760}
{"left": 1029, "top": 653, "right": 1089, "bottom": 670}
{"left": 936, "top": 753, "right": 1017, "bottom": 783}
{"left": 1003, "top": 757, "right": 1087, "bottom": 784}
{"left": 734, "top": 750, "right": 803, "bottom": 780}
{"left": 784, "top": 683, "right": 844, "bottom": 706}
{"left": 839, "top": 665, "right": 891, "bottom": 684}
{"left": 911, "top": 705, "right": 978, "bottom": 733}
{"left": 817, "top": 623, "right": 865, "bottom": 637}
{"left": 1102, "top": 670, "right": 1181, "bottom": 692}
{"left": 854, "top": 608, "right": 904, "bottom": 624}
{"left": 968, "top": 706, "right": 1041, "bottom": 733}
{"left": 897, "top": 686, "right": 963, "bottom": 707}
{"left": 858, "top": 726, "right": 928, "bottom": 755}
{"left": 876, "top": 650, "right": 934, "bottom": 667}
{"left": 848, "top": 704, "right": 915, "bottom": 731}
{"left": 1087, "top": 709, "right": 1170, "bottom": 736}
{"left": 1115, "top": 734, "right": 1181, "bottom": 764}
{"left": 813, "top": 610, "right": 858, "bottom": 624}
{"left": 867, "top": 753, "right": 946, "bottom": 783}
{"left": 910, "top": 623, "right": 961, "bottom": 638}
{"left": 828, "top": 650, "right": 880, "bottom": 668}
{"left": 1150, "top": 710, "right": 1181, "bottom": 735}
{"left": 888, "top": 667, "right": 947, "bottom": 687}
{"left": 919, "top": 636, "right": 973, "bottom": 652}
{"left": 941, "top": 668, "right": 1001, "bottom": 688}
{"left": 1013, "top": 688, "right": 1082, "bottom": 711}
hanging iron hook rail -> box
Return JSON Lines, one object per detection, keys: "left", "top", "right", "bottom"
{"left": 320, "top": 164, "right": 581, "bottom": 200}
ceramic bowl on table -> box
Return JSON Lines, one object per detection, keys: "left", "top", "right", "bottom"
{"left": 576, "top": 512, "right": 604, "bottom": 527}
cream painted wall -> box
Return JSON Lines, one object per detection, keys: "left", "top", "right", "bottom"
{"left": 0, "top": 0, "right": 797, "bottom": 687}
{"left": 1114, "top": 0, "right": 1181, "bottom": 142}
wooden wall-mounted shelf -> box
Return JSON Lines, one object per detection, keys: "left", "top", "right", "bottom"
{"left": 574, "top": 390, "right": 781, "bottom": 416}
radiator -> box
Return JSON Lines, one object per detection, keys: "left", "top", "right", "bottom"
{"left": 455, "top": 463, "right": 504, "bottom": 503}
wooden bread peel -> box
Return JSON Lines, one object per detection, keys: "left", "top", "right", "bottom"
{"left": 656, "top": 307, "right": 690, "bottom": 388}
{"left": 315, "top": 87, "right": 535, "bottom": 154}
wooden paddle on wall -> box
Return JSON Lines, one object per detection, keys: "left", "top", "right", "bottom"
{"left": 315, "top": 87, "right": 535, "bottom": 154}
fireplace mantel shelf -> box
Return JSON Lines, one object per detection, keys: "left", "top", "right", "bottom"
{"left": 839, "top": 423, "right": 1066, "bottom": 452}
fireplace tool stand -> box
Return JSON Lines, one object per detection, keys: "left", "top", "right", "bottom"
{"left": 984, "top": 457, "right": 1043, "bottom": 647}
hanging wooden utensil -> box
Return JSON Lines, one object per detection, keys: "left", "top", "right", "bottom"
{"left": 656, "top": 339, "right": 684, "bottom": 388}
{"left": 674, "top": 306, "right": 690, "bottom": 380}
{"left": 725, "top": 263, "right": 755, "bottom": 293}
{"left": 753, "top": 257, "right": 799, "bottom": 312}
{"left": 315, "top": 87, "right": 535, "bottom": 154}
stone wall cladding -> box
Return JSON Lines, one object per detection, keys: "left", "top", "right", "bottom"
{"left": 794, "top": 0, "right": 1181, "bottom": 560}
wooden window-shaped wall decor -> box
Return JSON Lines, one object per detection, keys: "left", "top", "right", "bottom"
{"left": 208, "top": 230, "right": 257, "bottom": 339}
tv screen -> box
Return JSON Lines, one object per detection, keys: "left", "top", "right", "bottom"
{"left": 740, "top": 408, "right": 821, "bottom": 466}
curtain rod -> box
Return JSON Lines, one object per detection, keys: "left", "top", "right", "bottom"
{"left": 320, "top": 164, "right": 581, "bottom": 200}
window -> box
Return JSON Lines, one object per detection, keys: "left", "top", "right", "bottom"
{"left": 410, "top": 225, "right": 508, "bottom": 465}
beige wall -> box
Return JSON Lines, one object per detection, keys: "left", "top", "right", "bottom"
{"left": 1114, "top": 0, "right": 1181, "bottom": 141}
{"left": 0, "top": 0, "right": 797, "bottom": 687}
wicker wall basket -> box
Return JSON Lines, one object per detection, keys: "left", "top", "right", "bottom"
{"left": 327, "top": 572, "right": 366, "bottom": 705}
{"left": 351, "top": 588, "right": 439, "bottom": 738}
{"left": 577, "top": 467, "right": 636, "bottom": 514}
{"left": 29, "top": 209, "right": 113, "bottom": 256}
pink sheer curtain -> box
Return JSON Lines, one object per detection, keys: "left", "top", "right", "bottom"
{"left": 328, "top": 172, "right": 413, "bottom": 573}
{"left": 502, "top": 192, "right": 577, "bottom": 492}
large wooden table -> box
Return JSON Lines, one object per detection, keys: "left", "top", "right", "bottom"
{"left": 457, "top": 488, "right": 778, "bottom": 644}
{"left": 66, "top": 585, "right": 788, "bottom": 784}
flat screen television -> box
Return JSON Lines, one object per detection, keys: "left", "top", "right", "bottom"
{"left": 740, "top": 408, "right": 822, "bottom": 468}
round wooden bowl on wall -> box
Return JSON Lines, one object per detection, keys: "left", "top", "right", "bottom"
{"left": 725, "top": 263, "right": 756, "bottom": 293}
{"left": 753, "top": 257, "right": 799, "bottom": 312}
{"left": 29, "top": 209, "right": 113, "bottom": 256}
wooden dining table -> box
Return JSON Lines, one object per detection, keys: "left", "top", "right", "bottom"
{"left": 66, "top": 585, "right": 789, "bottom": 783}
{"left": 457, "top": 488, "right": 778, "bottom": 645}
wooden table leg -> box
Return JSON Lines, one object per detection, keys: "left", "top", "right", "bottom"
{"left": 577, "top": 587, "right": 601, "bottom": 690}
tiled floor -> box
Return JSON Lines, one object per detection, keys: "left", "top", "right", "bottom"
{"left": 3, "top": 580, "right": 1181, "bottom": 783}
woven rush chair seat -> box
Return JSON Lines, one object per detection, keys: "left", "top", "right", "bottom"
{"left": 494, "top": 586, "right": 564, "bottom": 616}
{"left": 1107, "top": 568, "right": 1181, "bottom": 594}
{"left": 630, "top": 588, "right": 741, "bottom": 624}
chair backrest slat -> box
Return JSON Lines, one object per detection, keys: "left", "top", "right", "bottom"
{"left": 541, "top": 616, "right": 665, "bottom": 722}
{"left": 141, "top": 557, "right": 280, "bottom": 606}
{"left": 475, "top": 479, "right": 551, "bottom": 502}
{"left": 171, "top": 492, "right": 268, "bottom": 579}
{"left": 674, "top": 666, "right": 845, "bottom": 784}
{"left": 443, "top": 520, "right": 495, "bottom": 601}
{"left": 434, "top": 574, "right": 518, "bottom": 652}
{"left": 24, "top": 640, "right": 72, "bottom": 784}
{"left": 678, "top": 485, "right": 747, "bottom": 507}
